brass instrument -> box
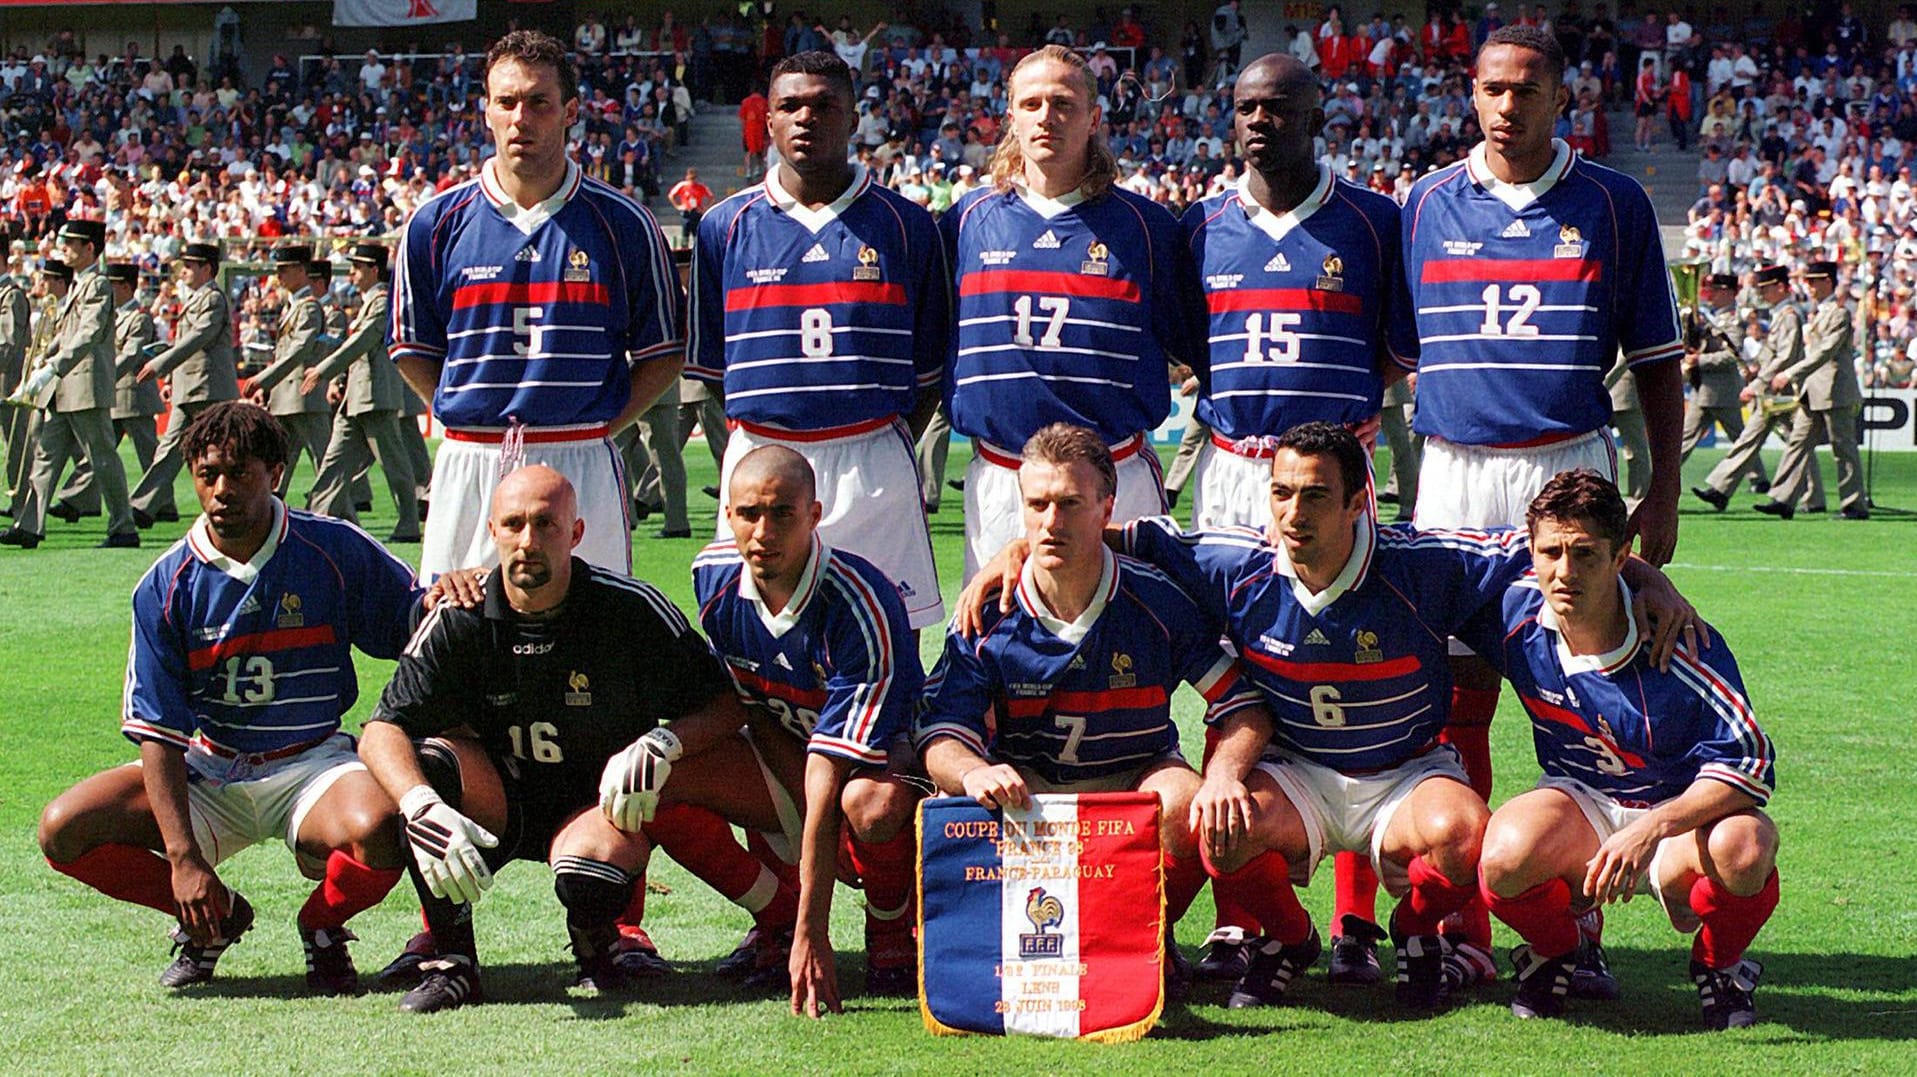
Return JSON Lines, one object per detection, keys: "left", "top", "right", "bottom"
{"left": 1754, "top": 389, "right": 1801, "bottom": 419}
{"left": 1669, "top": 258, "right": 1708, "bottom": 387}
{"left": 3, "top": 294, "right": 60, "bottom": 408}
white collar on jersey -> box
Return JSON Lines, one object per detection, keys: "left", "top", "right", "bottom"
{"left": 1010, "top": 177, "right": 1087, "bottom": 219}
{"left": 1466, "top": 137, "right": 1574, "bottom": 212}
{"left": 764, "top": 163, "right": 870, "bottom": 232}
{"left": 480, "top": 157, "right": 582, "bottom": 236}
{"left": 1236, "top": 164, "right": 1332, "bottom": 244}
{"left": 1016, "top": 545, "right": 1118, "bottom": 646}
{"left": 1271, "top": 512, "right": 1375, "bottom": 616}
{"left": 1537, "top": 576, "right": 1640, "bottom": 675}
{"left": 736, "top": 532, "right": 827, "bottom": 639}
{"left": 186, "top": 497, "right": 287, "bottom": 584}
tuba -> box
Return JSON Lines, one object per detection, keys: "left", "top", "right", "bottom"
{"left": 1669, "top": 258, "right": 1708, "bottom": 388}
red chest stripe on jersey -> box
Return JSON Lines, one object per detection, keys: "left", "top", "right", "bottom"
{"left": 731, "top": 665, "right": 829, "bottom": 709}
{"left": 724, "top": 280, "right": 908, "bottom": 311}
{"left": 1420, "top": 259, "right": 1602, "bottom": 283}
{"left": 187, "top": 625, "right": 340, "bottom": 672}
{"left": 1521, "top": 694, "right": 1648, "bottom": 767}
{"left": 1241, "top": 648, "right": 1421, "bottom": 682}
{"left": 1002, "top": 685, "right": 1169, "bottom": 718}
{"left": 452, "top": 280, "right": 611, "bottom": 309}
{"left": 959, "top": 269, "right": 1141, "bottom": 302}
{"left": 1206, "top": 288, "right": 1365, "bottom": 315}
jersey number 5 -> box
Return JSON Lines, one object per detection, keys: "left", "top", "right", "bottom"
{"left": 513, "top": 306, "right": 547, "bottom": 356}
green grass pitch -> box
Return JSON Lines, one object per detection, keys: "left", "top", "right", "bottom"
{"left": 1, "top": 441, "right": 1912, "bottom": 1074}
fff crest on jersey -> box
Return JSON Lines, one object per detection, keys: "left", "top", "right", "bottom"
{"left": 564, "top": 247, "right": 592, "bottom": 283}
{"left": 1109, "top": 651, "right": 1136, "bottom": 689}
{"left": 1019, "top": 886, "right": 1066, "bottom": 958}
{"left": 853, "top": 244, "right": 883, "bottom": 281}
{"left": 276, "top": 592, "right": 304, "bottom": 628}
{"left": 1555, "top": 225, "right": 1584, "bottom": 259}
{"left": 1080, "top": 240, "right": 1110, "bottom": 276}
{"left": 1354, "top": 629, "right": 1383, "bottom": 664}
{"left": 1316, "top": 252, "right": 1345, "bottom": 292}
{"left": 565, "top": 670, "right": 592, "bottom": 707}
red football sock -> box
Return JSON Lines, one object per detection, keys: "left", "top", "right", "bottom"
{"left": 847, "top": 830, "right": 916, "bottom": 920}
{"left": 1690, "top": 870, "right": 1779, "bottom": 969}
{"left": 617, "top": 876, "right": 647, "bottom": 931}
{"left": 1481, "top": 876, "right": 1579, "bottom": 959}
{"left": 298, "top": 851, "right": 404, "bottom": 932}
{"left": 1210, "top": 875, "right": 1263, "bottom": 935}
{"left": 1440, "top": 898, "right": 1495, "bottom": 950}
{"left": 647, "top": 803, "right": 796, "bottom": 929}
{"left": 47, "top": 844, "right": 176, "bottom": 916}
{"left": 1332, "top": 852, "right": 1380, "bottom": 927}
{"left": 1441, "top": 687, "right": 1499, "bottom": 802}
{"left": 1161, "top": 851, "right": 1207, "bottom": 927}
{"left": 1395, "top": 855, "right": 1476, "bottom": 936}
{"left": 1203, "top": 848, "right": 1311, "bottom": 946}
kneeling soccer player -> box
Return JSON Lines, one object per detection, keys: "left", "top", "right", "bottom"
{"left": 1473, "top": 470, "right": 1778, "bottom": 1028}
{"left": 360, "top": 465, "right": 796, "bottom": 1012}
{"left": 693, "top": 445, "right": 926, "bottom": 1015}
{"left": 917, "top": 424, "right": 1271, "bottom": 996}
{"left": 39, "top": 402, "right": 422, "bottom": 995}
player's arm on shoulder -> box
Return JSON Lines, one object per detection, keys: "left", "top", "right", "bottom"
{"left": 1619, "top": 555, "right": 1705, "bottom": 669}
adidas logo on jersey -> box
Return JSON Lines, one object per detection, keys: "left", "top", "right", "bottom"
{"left": 1501, "top": 219, "right": 1531, "bottom": 239}
{"left": 774, "top": 653, "right": 793, "bottom": 670}
{"left": 1303, "top": 628, "right": 1332, "bottom": 646}
{"left": 513, "top": 246, "right": 541, "bottom": 262}
{"left": 236, "top": 594, "right": 262, "bottom": 616}
{"left": 1264, "top": 251, "right": 1292, "bottom": 273}
{"left": 1033, "top": 230, "right": 1061, "bottom": 249}
{"left": 1069, "top": 654, "right": 1087, "bottom": 670}
{"left": 802, "top": 243, "right": 830, "bottom": 263}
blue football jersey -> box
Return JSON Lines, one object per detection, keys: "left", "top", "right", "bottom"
{"left": 692, "top": 536, "right": 923, "bottom": 766}
{"left": 1470, "top": 577, "right": 1776, "bottom": 807}
{"left": 1402, "top": 142, "right": 1681, "bottom": 445}
{"left": 1119, "top": 516, "right": 1531, "bottom": 771}
{"left": 123, "top": 503, "right": 423, "bottom": 756}
{"left": 686, "top": 167, "right": 949, "bottom": 432}
{"left": 916, "top": 548, "right": 1261, "bottom": 786}
{"left": 1183, "top": 169, "right": 1414, "bottom": 439}
{"left": 941, "top": 184, "right": 1195, "bottom": 448}
{"left": 391, "top": 160, "right": 685, "bottom": 430}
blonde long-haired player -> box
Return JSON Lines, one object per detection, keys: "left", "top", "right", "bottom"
{"left": 939, "top": 45, "right": 1199, "bottom": 582}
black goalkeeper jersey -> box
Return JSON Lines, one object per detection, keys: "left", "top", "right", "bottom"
{"left": 372, "top": 559, "right": 734, "bottom": 811}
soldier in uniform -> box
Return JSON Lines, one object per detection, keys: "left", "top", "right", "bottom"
{"left": 49, "top": 263, "right": 160, "bottom": 521}
{"left": 1691, "top": 265, "right": 1823, "bottom": 513}
{"left": 312, "top": 258, "right": 374, "bottom": 516}
{"left": 616, "top": 378, "right": 691, "bottom": 539}
{"left": 247, "top": 245, "right": 329, "bottom": 501}
{"left": 0, "top": 265, "right": 31, "bottom": 514}
{"left": 1604, "top": 352, "right": 1651, "bottom": 502}
{"left": 129, "top": 242, "right": 239, "bottom": 528}
{"left": 1678, "top": 273, "right": 1760, "bottom": 476}
{"left": 0, "top": 220, "right": 139, "bottom": 549}
{"left": 1757, "top": 261, "right": 1867, "bottom": 520}
{"left": 1376, "top": 375, "right": 1422, "bottom": 520}
{"left": 303, "top": 243, "right": 422, "bottom": 541}
{"left": 4, "top": 261, "right": 69, "bottom": 518}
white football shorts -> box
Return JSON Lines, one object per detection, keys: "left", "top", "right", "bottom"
{"left": 172, "top": 733, "right": 367, "bottom": 870}
{"left": 963, "top": 432, "right": 1167, "bottom": 583}
{"left": 421, "top": 424, "right": 632, "bottom": 581}
{"left": 1255, "top": 743, "right": 1469, "bottom": 895}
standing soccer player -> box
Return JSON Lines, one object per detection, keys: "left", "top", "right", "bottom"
{"left": 38, "top": 402, "right": 422, "bottom": 995}
{"left": 1181, "top": 54, "right": 1412, "bottom": 532}
{"left": 692, "top": 446, "right": 925, "bottom": 1014}
{"left": 1472, "top": 471, "right": 1778, "bottom": 1028}
{"left": 943, "top": 45, "right": 1196, "bottom": 581}
{"left": 392, "top": 30, "right": 684, "bottom": 579}
{"left": 689, "top": 51, "right": 948, "bottom": 630}
{"left": 1392, "top": 24, "right": 1685, "bottom": 987}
